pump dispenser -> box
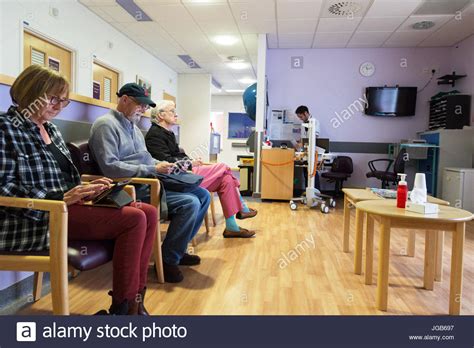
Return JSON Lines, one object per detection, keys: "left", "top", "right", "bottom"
{"left": 396, "top": 173, "right": 408, "bottom": 208}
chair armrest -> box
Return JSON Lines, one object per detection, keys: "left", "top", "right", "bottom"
{"left": 0, "top": 196, "right": 68, "bottom": 268}
{"left": 368, "top": 159, "right": 393, "bottom": 174}
{"left": 123, "top": 185, "right": 136, "bottom": 201}
{"left": 80, "top": 175, "right": 161, "bottom": 207}
{"left": 0, "top": 196, "right": 67, "bottom": 214}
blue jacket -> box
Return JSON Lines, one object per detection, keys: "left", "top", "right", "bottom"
{"left": 89, "top": 110, "right": 160, "bottom": 178}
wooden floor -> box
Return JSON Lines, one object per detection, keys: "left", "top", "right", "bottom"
{"left": 18, "top": 197, "right": 474, "bottom": 315}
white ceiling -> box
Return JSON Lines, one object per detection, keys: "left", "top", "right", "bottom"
{"left": 79, "top": 0, "right": 474, "bottom": 94}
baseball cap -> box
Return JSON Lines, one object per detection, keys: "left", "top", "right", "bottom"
{"left": 117, "top": 83, "right": 156, "bottom": 107}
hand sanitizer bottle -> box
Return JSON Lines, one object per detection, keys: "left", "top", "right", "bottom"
{"left": 396, "top": 173, "right": 408, "bottom": 208}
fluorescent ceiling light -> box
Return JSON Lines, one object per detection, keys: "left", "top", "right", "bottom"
{"left": 213, "top": 35, "right": 239, "bottom": 46}
{"left": 239, "top": 78, "right": 256, "bottom": 84}
{"left": 228, "top": 62, "right": 250, "bottom": 70}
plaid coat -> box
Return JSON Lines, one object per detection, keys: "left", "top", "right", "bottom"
{"left": 0, "top": 106, "right": 81, "bottom": 251}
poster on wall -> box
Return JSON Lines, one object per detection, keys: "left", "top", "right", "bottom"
{"left": 228, "top": 112, "right": 255, "bottom": 139}
{"left": 93, "top": 81, "right": 101, "bottom": 100}
{"left": 136, "top": 75, "right": 152, "bottom": 97}
{"left": 48, "top": 57, "right": 60, "bottom": 72}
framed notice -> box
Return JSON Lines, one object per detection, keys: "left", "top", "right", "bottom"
{"left": 48, "top": 57, "right": 60, "bottom": 71}
{"left": 93, "top": 81, "right": 101, "bottom": 100}
{"left": 136, "top": 75, "right": 152, "bottom": 96}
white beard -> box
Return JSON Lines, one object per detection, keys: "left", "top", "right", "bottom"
{"left": 130, "top": 112, "right": 142, "bottom": 125}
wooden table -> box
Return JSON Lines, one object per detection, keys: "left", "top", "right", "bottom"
{"left": 355, "top": 200, "right": 473, "bottom": 314}
{"left": 342, "top": 188, "right": 449, "bottom": 281}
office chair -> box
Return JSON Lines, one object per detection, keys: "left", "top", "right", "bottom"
{"left": 321, "top": 156, "right": 353, "bottom": 196}
{"left": 366, "top": 148, "right": 407, "bottom": 189}
{"left": 67, "top": 140, "right": 165, "bottom": 283}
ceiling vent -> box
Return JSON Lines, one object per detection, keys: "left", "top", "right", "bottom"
{"left": 412, "top": 21, "right": 435, "bottom": 30}
{"left": 227, "top": 56, "right": 244, "bottom": 62}
{"left": 414, "top": 0, "right": 471, "bottom": 15}
{"left": 328, "top": 1, "right": 363, "bottom": 16}
{"left": 321, "top": 0, "right": 370, "bottom": 18}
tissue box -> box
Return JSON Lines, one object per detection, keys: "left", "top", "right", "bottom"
{"left": 406, "top": 202, "right": 439, "bottom": 214}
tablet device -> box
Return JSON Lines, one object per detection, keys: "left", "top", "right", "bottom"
{"left": 91, "top": 179, "right": 134, "bottom": 208}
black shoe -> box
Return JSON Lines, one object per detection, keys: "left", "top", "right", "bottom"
{"left": 163, "top": 262, "right": 184, "bottom": 283}
{"left": 179, "top": 253, "right": 201, "bottom": 266}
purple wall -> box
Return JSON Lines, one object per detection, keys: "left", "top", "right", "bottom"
{"left": 449, "top": 34, "right": 474, "bottom": 123}
{"left": 0, "top": 83, "right": 151, "bottom": 131}
{"left": 267, "top": 46, "right": 453, "bottom": 143}
{"left": 266, "top": 46, "right": 455, "bottom": 188}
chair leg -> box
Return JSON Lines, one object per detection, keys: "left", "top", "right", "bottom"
{"left": 153, "top": 223, "right": 165, "bottom": 284}
{"left": 204, "top": 211, "right": 210, "bottom": 234}
{"left": 210, "top": 193, "right": 216, "bottom": 226}
{"left": 49, "top": 260, "right": 69, "bottom": 315}
{"left": 33, "top": 272, "right": 43, "bottom": 301}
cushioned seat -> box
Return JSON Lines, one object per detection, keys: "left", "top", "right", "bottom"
{"left": 67, "top": 240, "right": 114, "bottom": 271}
{"left": 0, "top": 240, "right": 115, "bottom": 271}
{"left": 321, "top": 156, "right": 353, "bottom": 195}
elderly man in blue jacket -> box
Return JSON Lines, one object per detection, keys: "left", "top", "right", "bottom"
{"left": 89, "top": 83, "right": 210, "bottom": 283}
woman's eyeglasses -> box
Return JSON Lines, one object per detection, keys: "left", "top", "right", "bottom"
{"left": 49, "top": 96, "right": 70, "bottom": 108}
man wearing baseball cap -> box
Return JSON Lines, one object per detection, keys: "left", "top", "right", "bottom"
{"left": 89, "top": 83, "right": 210, "bottom": 283}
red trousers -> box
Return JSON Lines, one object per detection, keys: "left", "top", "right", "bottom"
{"left": 68, "top": 202, "right": 157, "bottom": 302}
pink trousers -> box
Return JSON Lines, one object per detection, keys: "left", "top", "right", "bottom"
{"left": 192, "top": 163, "right": 242, "bottom": 218}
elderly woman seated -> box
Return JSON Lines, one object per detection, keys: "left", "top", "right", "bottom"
{"left": 145, "top": 100, "right": 257, "bottom": 238}
{"left": 0, "top": 65, "right": 157, "bottom": 315}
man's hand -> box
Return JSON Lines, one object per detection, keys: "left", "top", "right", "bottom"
{"left": 156, "top": 161, "right": 176, "bottom": 174}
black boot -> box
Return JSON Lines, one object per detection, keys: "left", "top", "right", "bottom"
{"left": 137, "top": 287, "right": 150, "bottom": 316}
{"left": 107, "top": 291, "right": 139, "bottom": 315}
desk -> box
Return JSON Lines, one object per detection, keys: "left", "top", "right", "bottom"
{"left": 261, "top": 148, "right": 294, "bottom": 200}
{"left": 355, "top": 200, "right": 472, "bottom": 314}
{"left": 342, "top": 188, "right": 449, "bottom": 281}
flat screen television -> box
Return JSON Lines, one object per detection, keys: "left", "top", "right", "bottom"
{"left": 365, "top": 87, "right": 417, "bottom": 117}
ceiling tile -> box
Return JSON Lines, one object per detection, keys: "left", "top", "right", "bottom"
{"left": 199, "top": 20, "right": 240, "bottom": 35}
{"left": 277, "top": 0, "right": 323, "bottom": 20}
{"left": 347, "top": 31, "right": 392, "bottom": 46}
{"left": 238, "top": 19, "right": 277, "bottom": 34}
{"left": 312, "top": 31, "right": 352, "bottom": 47}
{"left": 383, "top": 30, "right": 432, "bottom": 47}
{"left": 278, "top": 19, "right": 317, "bottom": 33}
{"left": 317, "top": 17, "right": 362, "bottom": 32}
{"left": 229, "top": 0, "right": 276, "bottom": 22}
{"left": 357, "top": 16, "right": 407, "bottom": 32}
{"left": 278, "top": 32, "right": 314, "bottom": 48}
{"left": 98, "top": 5, "right": 136, "bottom": 23}
{"left": 365, "top": 0, "right": 423, "bottom": 18}
{"left": 185, "top": 3, "right": 234, "bottom": 21}
{"left": 135, "top": 3, "right": 191, "bottom": 22}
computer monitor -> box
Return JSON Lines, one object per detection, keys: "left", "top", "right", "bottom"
{"left": 271, "top": 140, "right": 294, "bottom": 149}
{"left": 316, "top": 138, "right": 330, "bottom": 152}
